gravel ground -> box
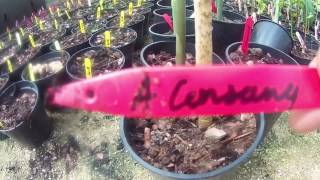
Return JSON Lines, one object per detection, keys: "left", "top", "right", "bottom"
{"left": 0, "top": 111, "right": 319, "bottom": 180}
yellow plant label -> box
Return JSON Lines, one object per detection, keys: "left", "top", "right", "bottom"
{"left": 99, "top": 0, "right": 104, "bottom": 10}
{"left": 104, "top": 31, "right": 111, "bottom": 48}
{"left": 28, "top": 64, "right": 36, "bottom": 81}
{"left": 0, "top": 41, "right": 3, "bottom": 49}
{"left": 54, "top": 40, "right": 62, "bottom": 51}
{"left": 137, "top": 0, "right": 142, "bottom": 7}
{"left": 19, "top": 28, "right": 25, "bottom": 36}
{"left": 57, "top": 7, "right": 61, "bottom": 17}
{"left": 96, "top": 6, "right": 101, "bottom": 19}
{"left": 39, "top": 20, "right": 44, "bottom": 30}
{"left": 6, "top": 59, "right": 13, "bottom": 73}
{"left": 54, "top": 19, "right": 59, "bottom": 30}
{"left": 65, "top": 10, "right": 71, "bottom": 19}
{"left": 84, "top": 58, "right": 92, "bottom": 79}
{"left": 28, "top": 34, "right": 36, "bottom": 48}
{"left": 7, "top": 28, "right": 12, "bottom": 41}
{"left": 15, "top": 32, "right": 22, "bottom": 46}
{"left": 67, "top": 1, "right": 71, "bottom": 10}
{"left": 129, "top": 2, "right": 133, "bottom": 16}
{"left": 120, "top": 11, "right": 125, "bottom": 28}
{"left": 79, "top": 19, "right": 86, "bottom": 33}
{"left": 113, "top": 0, "right": 117, "bottom": 4}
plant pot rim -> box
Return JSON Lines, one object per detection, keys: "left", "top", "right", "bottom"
{"left": 225, "top": 42, "right": 299, "bottom": 65}
{"left": 212, "top": 10, "right": 245, "bottom": 25}
{"left": 153, "top": 7, "right": 193, "bottom": 17}
{"left": 49, "top": 32, "right": 90, "bottom": 51}
{"left": 0, "top": 80, "right": 38, "bottom": 132}
{"left": 140, "top": 41, "right": 223, "bottom": 66}
{"left": 120, "top": 114, "right": 266, "bottom": 179}
{"left": 66, "top": 46, "right": 125, "bottom": 80}
{"left": 21, "top": 50, "right": 70, "bottom": 82}
{"left": 89, "top": 27, "right": 137, "bottom": 48}
{"left": 254, "top": 19, "right": 294, "bottom": 48}
{"left": 108, "top": 14, "right": 146, "bottom": 28}
{"left": 149, "top": 19, "right": 195, "bottom": 38}
{"left": 157, "top": 0, "right": 194, "bottom": 8}
{"left": 0, "top": 73, "right": 9, "bottom": 90}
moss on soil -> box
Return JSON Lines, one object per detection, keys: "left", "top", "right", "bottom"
{"left": 0, "top": 111, "right": 319, "bottom": 180}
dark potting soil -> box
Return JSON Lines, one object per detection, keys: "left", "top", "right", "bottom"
{"left": 0, "top": 76, "right": 8, "bottom": 89}
{"left": 60, "top": 33, "right": 90, "bottom": 49}
{"left": 73, "top": 20, "right": 107, "bottom": 34}
{"left": 16, "top": 47, "right": 41, "bottom": 66}
{"left": 73, "top": 7, "right": 93, "bottom": 19}
{"left": 29, "top": 56, "right": 67, "bottom": 80}
{"left": 0, "top": 90, "right": 36, "bottom": 130}
{"left": 108, "top": 14, "right": 144, "bottom": 28}
{"left": 130, "top": 116, "right": 256, "bottom": 174}
{"left": 69, "top": 48, "right": 124, "bottom": 78}
{"left": 146, "top": 51, "right": 195, "bottom": 66}
{"left": 229, "top": 46, "right": 284, "bottom": 64}
{"left": 92, "top": 28, "right": 136, "bottom": 47}
{"left": 86, "top": 8, "right": 118, "bottom": 21}
{"left": 35, "top": 29, "right": 65, "bottom": 46}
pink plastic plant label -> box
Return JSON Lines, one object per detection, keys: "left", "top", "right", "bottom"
{"left": 49, "top": 65, "right": 320, "bottom": 118}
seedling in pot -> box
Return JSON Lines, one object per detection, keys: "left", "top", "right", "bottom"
{"left": 91, "top": 28, "right": 137, "bottom": 48}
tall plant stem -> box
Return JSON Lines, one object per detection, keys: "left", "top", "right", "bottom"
{"left": 172, "top": 0, "right": 186, "bottom": 65}
{"left": 273, "top": 0, "right": 280, "bottom": 22}
{"left": 194, "top": 0, "right": 213, "bottom": 129}
{"left": 216, "top": 0, "right": 223, "bottom": 21}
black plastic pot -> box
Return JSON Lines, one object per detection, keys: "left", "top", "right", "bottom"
{"left": 66, "top": 46, "right": 125, "bottom": 81}
{"left": 139, "top": 8, "right": 152, "bottom": 36}
{"left": 291, "top": 40, "right": 319, "bottom": 65}
{"left": 39, "top": 27, "right": 67, "bottom": 55}
{"left": 251, "top": 20, "right": 293, "bottom": 54}
{"left": 149, "top": 19, "right": 195, "bottom": 43}
{"left": 49, "top": 33, "right": 91, "bottom": 56}
{"left": 89, "top": 27, "right": 137, "bottom": 68}
{"left": 156, "top": 0, "right": 194, "bottom": 10}
{"left": 21, "top": 51, "right": 70, "bottom": 100}
{"left": 153, "top": 8, "right": 194, "bottom": 24}
{"left": 0, "top": 81, "right": 52, "bottom": 148}
{"left": 0, "top": 73, "right": 10, "bottom": 93}
{"left": 225, "top": 42, "right": 299, "bottom": 135}
{"left": 120, "top": 114, "right": 266, "bottom": 179}
{"left": 212, "top": 10, "right": 245, "bottom": 59}
{"left": 224, "top": 4, "right": 235, "bottom": 11}
{"left": 107, "top": 14, "right": 145, "bottom": 49}
{"left": 140, "top": 41, "right": 224, "bottom": 66}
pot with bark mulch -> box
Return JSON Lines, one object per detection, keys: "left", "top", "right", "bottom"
{"left": 149, "top": 19, "right": 195, "bottom": 43}
{"left": 89, "top": 27, "right": 137, "bottom": 68}
{"left": 157, "top": 0, "right": 194, "bottom": 10}
{"left": 34, "top": 27, "right": 67, "bottom": 54}
{"left": 140, "top": 41, "right": 224, "bottom": 66}
{"left": 153, "top": 8, "right": 194, "bottom": 24}
{"left": 73, "top": 6, "right": 95, "bottom": 20}
{"left": 128, "top": 7, "right": 152, "bottom": 36}
{"left": 21, "top": 51, "right": 70, "bottom": 100}
{"left": 49, "top": 32, "right": 91, "bottom": 56}
{"left": 250, "top": 20, "right": 293, "bottom": 54}
{"left": 0, "top": 81, "right": 52, "bottom": 148}
{"left": 86, "top": 8, "right": 119, "bottom": 22}
{"left": 71, "top": 19, "right": 108, "bottom": 35}
{"left": 212, "top": 10, "right": 245, "bottom": 59}
{"left": 121, "top": 114, "right": 266, "bottom": 179}
{"left": 105, "top": 1, "right": 127, "bottom": 10}
{"left": 0, "top": 43, "right": 42, "bottom": 82}
{"left": 290, "top": 34, "right": 319, "bottom": 65}
{"left": 66, "top": 47, "right": 125, "bottom": 81}
{"left": 107, "top": 13, "right": 145, "bottom": 49}
{"left": 225, "top": 42, "right": 299, "bottom": 135}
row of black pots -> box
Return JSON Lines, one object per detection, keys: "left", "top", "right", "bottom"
{"left": 119, "top": 40, "right": 299, "bottom": 180}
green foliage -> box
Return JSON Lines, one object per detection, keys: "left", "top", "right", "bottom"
{"left": 256, "top": 0, "right": 267, "bottom": 14}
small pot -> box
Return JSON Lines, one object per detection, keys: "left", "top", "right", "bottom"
{"left": 0, "top": 81, "right": 52, "bottom": 148}
{"left": 226, "top": 42, "right": 299, "bottom": 135}
{"left": 66, "top": 46, "right": 125, "bottom": 81}
{"left": 153, "top": 8, "right": 194, "bottom": 24}
{"left": 89, "top": 27, "right": 137, "bottom": 68}
{"left": 107, "top": 14, "right": 145, "bottom": 49}
{"left": 0, "top": 44, "right": 43, "bottom": 82}
{"left": 149, "top": 19, "right": 195, "bottom": 43}
{"left": 120, "top": 114, "right": 266, "bottom": 179}
{"left": 156, "top": 0, "right": 194, "bottom": 10}
{"left": 251, "top": 20, "right": 293, "bottom": 54}
{"left": 37, "top": 27, "right": 67, "bottom": 54}
{"left": 21, "top": 51, "right": 70, "bottom": 100}
{"left": 140, "top": 41, "right": 224, "bottom": 66}
{"left": 49, "top": 32, "right": 91, "bottom": 56}
{"left": 212, "top": 10, "right": 245, "bottom": 59}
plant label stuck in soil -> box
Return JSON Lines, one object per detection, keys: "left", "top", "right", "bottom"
{"left": 49, "top": 65, "right": 320, "bottom": 118}
{"left": 84, "top": 58, "right": 93, "bottom": 79}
